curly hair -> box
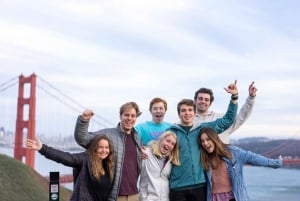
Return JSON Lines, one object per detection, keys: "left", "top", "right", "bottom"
{"left": 194, "top": 87, "right": 214, "bottom": 104}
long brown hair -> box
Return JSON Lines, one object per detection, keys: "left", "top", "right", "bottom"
{"left": 87, "top": 135, "right": 114, "bottom": 181}
{"left": 198, "top": 127, "right": 232, "bottom": 171}
{"left": 151, "top": 131, "right": 181, "bottom": 166}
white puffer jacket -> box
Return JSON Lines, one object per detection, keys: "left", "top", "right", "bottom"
{"left": 139, "top": 146, "right": 172, "bottom": 201}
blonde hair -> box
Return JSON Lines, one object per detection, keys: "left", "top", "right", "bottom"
{"left": 198, "top": 127, "right": 232, "bottom": 171}
{"left": 151, "top": 131, "right": 180, "bottom": 166}
{"left": 87, "top": 135, "right": 114, "bottom": 181}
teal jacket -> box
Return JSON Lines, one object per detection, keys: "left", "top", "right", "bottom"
{"left": 167, "top": 101, "right": 237, "bottom": 190}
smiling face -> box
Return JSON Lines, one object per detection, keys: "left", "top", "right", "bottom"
{"left": 195, "top": 93, "right": 212, "bottom": 114}
{"left": 150, "top": 101, "right": 167, "bottom": 124}
{"left": 96, "top": 139, "right": 110, "bottom": 160}
{"left": 200, "top": 133, "right": 215, "bottom": 154}
{"left": 159, "top": 135, "right": 176, "bottom": 156}
{"left": 178, "top": 104, "right": 195, "bottom": 126}
{"left": 120, "top": 107, "right": 137, "bottom": 134}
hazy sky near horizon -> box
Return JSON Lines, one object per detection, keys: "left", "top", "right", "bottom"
{"left": 0, "top": 0, "right": 300, "bottom": 139}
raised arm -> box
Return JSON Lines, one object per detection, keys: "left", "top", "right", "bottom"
{"left": 74, "top": 109, "right": 96, "bottom": 148}
{"left": 26, "top": 138, "right": 84, "bottom": 167}
{"left": 200, "top": 80, "right": 238, "bottom": 133}
{"left": 233, "top": 146, "right": 282, "bottom": 168}
{"left": 219, "top": 81, "right": 257, "bottom": 143}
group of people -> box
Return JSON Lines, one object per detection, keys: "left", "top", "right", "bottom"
{"left": 25, "top": 80, "right": 283, "bottom": 201}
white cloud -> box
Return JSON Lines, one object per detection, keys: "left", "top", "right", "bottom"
{"left": 0, "top": 0, "right": 299, "bottom": 139}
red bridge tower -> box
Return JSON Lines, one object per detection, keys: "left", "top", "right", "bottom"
{"left": 14, "top": 73, "right": 36, "bottom": 168}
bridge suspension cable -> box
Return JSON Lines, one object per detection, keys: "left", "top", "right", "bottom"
{"left": 0, "top": 75, "right": 19, "bottom": 93}
{"left": 0, "top": 75, "right": 19, "bottom": 144}
{"left": 37, "top": 75, "right": 114, "bottom": 128}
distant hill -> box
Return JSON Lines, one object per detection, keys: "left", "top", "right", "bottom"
{"left": 232, "top": 137, "right": 300, "bottom": 158}
{"left": 0, "top": 154, "right": 71, "bottom": 201}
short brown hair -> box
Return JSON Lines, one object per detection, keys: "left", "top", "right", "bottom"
{"left": 149, "top": 97, "right": 168, "bottom": 111}
{"left": 194, "top": 88, "right": 214, "bottom": 103}
{"left": 177, "top": 99, "right": 195, "bottom": 114}
{"left": 119, "top": 101, "right": 142, "bottom": 117}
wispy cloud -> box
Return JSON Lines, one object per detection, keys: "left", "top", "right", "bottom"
{"left": 0, "top": 0, "right": 299, "bottom": 139}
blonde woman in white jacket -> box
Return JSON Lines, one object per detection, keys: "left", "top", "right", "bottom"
{"left": 139, "top": 131, "right": 180, "bottom": 201}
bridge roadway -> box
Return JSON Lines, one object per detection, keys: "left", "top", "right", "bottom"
{"left": 53, "top": 159, "right": 300, "bottom": 184}
{"left": 283, "top": 158, "right": 300, "bottom": 165}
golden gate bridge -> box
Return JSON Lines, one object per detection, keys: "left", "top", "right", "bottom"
{"left": 0, "top": 73, "right": 115, "bottom": 184}
{"left": 0, "top": 73, "right": 299, "bottom": 184}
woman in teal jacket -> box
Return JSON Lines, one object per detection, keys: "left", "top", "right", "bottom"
{"left": 199, "top": 127, "right": 282, "bottom": 201}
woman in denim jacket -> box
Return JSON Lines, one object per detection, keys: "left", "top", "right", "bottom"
{"left": 198, "top": 127, "right": 282, "bottom": 201}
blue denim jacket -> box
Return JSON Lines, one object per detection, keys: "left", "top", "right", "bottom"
{"left": 205, "top": 146, "right": 282, "bottom": 201}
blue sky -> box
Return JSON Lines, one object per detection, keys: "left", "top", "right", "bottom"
{"left": 0, "top": 0, "right": 299, "bottom": 139}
